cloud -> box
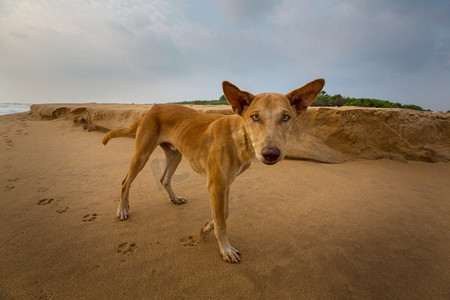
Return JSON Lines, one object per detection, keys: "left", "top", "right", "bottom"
{"left": 269, "top": 0, "right": 440, "bottom": 70}
{"left": 0, "top": 0, "right": 449, "bottom": 110}
{"left": 213, "top": 0, "right": 277, "bottom": 22}
{"left": 262, "top": 0, "right": 450, "bottom": 108}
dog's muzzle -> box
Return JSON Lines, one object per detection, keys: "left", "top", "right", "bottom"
{"left": 261, "top": 146, "right": 281, "bottom": 165}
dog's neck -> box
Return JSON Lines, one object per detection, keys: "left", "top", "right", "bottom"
{"left": 230, "top": 116, "right": 255, "bottom": 163}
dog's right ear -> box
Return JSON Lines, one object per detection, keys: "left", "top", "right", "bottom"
{"left": 222, "top": 81, "right": 255, "bottom": 115}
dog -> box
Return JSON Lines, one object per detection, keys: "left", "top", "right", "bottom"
{"left": 102, "top": 79, "right": 325, "bottom": 263}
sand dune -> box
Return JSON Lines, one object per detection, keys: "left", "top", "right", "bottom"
{"left": 30, "top": 103, "right": 450, "bottom": 164}
{"left": 1, "top": 108, "right": 449, "bottom": 299}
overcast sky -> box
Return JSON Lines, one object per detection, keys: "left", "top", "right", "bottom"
{"left": 1, "top": 0, "right": 449, "bottom": 111}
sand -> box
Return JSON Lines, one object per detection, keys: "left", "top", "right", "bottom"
{"left": 1, "top": 111, "right": 449, "bottom": 299}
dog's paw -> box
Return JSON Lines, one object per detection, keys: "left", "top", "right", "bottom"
{"left": 170, "top": 196, "right": 187, "bottom": 205}
{"left": 200, "top": 220, "right": 214, "bottom": 239}
{"left": 221, "top": 246, "right": 241, "bottom": 263}
{"left": 117, "top": 206, "right": 129, "bottom": 221}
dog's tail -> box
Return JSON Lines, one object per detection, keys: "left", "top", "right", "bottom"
{"left": 102, "top": 118, "right": 142, "bottom": 145}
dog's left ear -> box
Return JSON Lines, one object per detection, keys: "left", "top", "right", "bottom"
{"left": 222, "top": 81, "right": 255, "bottom": 115}
{"left": 286, "top": 78, "right": 325, "bottom": 114}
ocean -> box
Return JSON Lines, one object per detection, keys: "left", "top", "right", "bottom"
{"left": 0, "top": 103, "right": 32, "bottom": 115}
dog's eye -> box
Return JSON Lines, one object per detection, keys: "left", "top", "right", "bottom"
{"left": 251, "top": 114, "right": 260, "bottom": 122}
{"left": 282, "top": 114, "right": 291, "bottom": 122}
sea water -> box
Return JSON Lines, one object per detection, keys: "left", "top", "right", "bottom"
{"left": 0, "top": 103, "right": 32, "bottom": 115}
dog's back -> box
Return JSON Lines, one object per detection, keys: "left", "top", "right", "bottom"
{"left": 102, "top": 104, "right": 226, "bottom": 146}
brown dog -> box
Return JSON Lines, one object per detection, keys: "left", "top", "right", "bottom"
{"left": 102, "top": 79, "right": 325, "bottom": 263}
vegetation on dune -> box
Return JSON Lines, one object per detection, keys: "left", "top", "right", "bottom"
{"left": 312, "top": 91, "right": 424, "bottom": 110}
{"left": 173, "top": 95, "right": 229, "bottom": 106}
{"left": 173, "top": 92, "right": 424, "bottom": 111}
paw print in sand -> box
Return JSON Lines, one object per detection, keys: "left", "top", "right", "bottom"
{"left": 117, "top": 242, "right": 138, "bottom": 255}
{"left": 37, "top": 198, "right": 54, "bottom": 205}
{"left": 181, "top": 235, "right": 200, "bottom": 247}
{"left": 56, "top": 207, "right": 70, "bottom": 214}
{"left": 82, "top": 213, "right": 98, "bottom": 223}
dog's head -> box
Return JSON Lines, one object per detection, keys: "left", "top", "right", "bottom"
{"left": 222, "top": 79, "right": 325, "bottom": 165}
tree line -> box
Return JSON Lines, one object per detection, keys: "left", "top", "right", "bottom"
{"left": 173, "top": 92, "right": 424, "bottom": 111}
{"left": 312, "top": 91, "right": 423, "bottom": 110}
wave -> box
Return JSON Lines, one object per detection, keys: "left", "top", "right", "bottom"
{"left": 0, "top": 103, "right": 32, "bottom": 115}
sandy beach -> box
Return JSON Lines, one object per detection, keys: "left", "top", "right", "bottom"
{"left": 1, "top": 111, "right": 449, "bottom": 299}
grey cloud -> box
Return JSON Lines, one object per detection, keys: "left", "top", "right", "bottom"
{"left": 0, "top": 0, "right": 449, "bottom": 111}
{"left": 270, "top": 0, "right": 440, "bottom": 71}
{"left": 108, "top": 21, "right": 132, "bottom": 36}
{"left": 214, "top": 0, "right": 277, "bottom": 22}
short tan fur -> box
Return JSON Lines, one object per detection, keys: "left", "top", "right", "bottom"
{"left": 103, "top": 79, "right": 325, "bottom": 263}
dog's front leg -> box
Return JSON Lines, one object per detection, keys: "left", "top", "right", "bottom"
{"left": 208, "top": 182, "right": 241, "bottom": 263}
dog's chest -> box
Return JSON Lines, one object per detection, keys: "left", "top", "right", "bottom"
{"left": 236, "top": 161, "right": 251, "bottom": 177}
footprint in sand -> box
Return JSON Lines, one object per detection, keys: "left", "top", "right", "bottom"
{"left": 56, "top": 207, "right": 70, "bottom": 214}
{"left": 19, "top": 122, "right": 28, "bottom": 128}
{"left": 180, "top": 235, "right": 200, "bottom": 247}
{"left": 82, "top": 213, "right": 98, "bottom": 222}
{"left": 4, "top": 137, "right": 14, "bottom": 147}
{"left": 37, "top": 198, "right": 54, "bottom": 205}
{"left": 4, "top": 179, "right": 18, "bottom": 191}
{"left": 3, "top": 185, "right": 15, "bottom": 191}
{"left": 117, "top": 242, "right": 138, "bottom": 255}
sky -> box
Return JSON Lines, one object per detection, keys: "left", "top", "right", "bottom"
{"left": 0, "top": 0, "right": 449, "bottom": 111}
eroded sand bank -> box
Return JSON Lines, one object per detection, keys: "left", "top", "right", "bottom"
{"left": 30, "top": 103, "right": 450, "bottom": 163}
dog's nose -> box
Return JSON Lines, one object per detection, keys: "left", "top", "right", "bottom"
{"left": 261, "top": 146, "right": 281, "bottom": 163}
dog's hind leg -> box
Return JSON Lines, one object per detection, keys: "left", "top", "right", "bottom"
{"left": 118, "top": 129, "right": 158, "bottom": 220}
{"left": 159, "top": 143, "right": 187, "bottom": 205}
{"left": 200, "top": 220, "right": 214, "bottom": 239}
